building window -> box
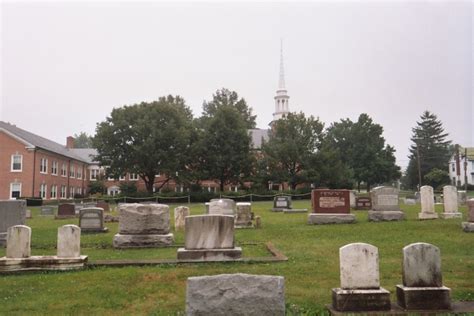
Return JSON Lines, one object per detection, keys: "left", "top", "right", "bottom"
{"left": 70, "top": 186, "right": 75, "bottom": 198}
{"left": 51, "top": 161, "right": 58, "bottom": 175}
{"left": 175, "top": 185, "right": 184, "bottom": 193}
{"left": 90, "top": 169, "right": 99, "bottom": 180}
{"left": 129, "top": 173, "right": 139, "bottom": 181}
{"left": 107, "top": 186, "right": 120, "bottom": 196}
{"left": 61, "top": 163, "right": 67, "bottom": 177}
{"left": 451, "top": 163, "right": 455, "bottom": 172}
{"left": 40, "top": 158, "right": 48, "bottom": 174}
{"left": 119, "top": 175, "right": 125, "bottom": 181}
{"left": 70, "top": 165, "right": 75, "bottom": 178}
{"left": 10, "top": 183, "right": 21, "bottom": 199}
{"left": 39, "top": 183, "right": 47, "bottom": 199}
{"left": 11, "top": 154, "right": 22, "bottom": 172}
{"left": 60, "top": 185, "right": 66, "bottom": 199}
{"left": 77, "top": 187, "right": 82, "bottom": 195}
{"left": 51, "top": 185, "right": 57, "bottom": 199}
{"left": 107, "top": 176, "right": 115, "bottom": 181}
{"left": 77, "top": 167, "right": 82, "bottom": 179}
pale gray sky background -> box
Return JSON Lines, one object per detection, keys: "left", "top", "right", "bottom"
{"left": 1, "top": 1, "right": 472, "bottom": 169}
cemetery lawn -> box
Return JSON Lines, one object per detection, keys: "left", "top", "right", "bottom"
{"left": 0, "top": 201, "right": 473, "bottom": 315}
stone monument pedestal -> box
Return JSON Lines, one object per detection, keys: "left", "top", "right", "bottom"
{"left": 368, "top": 210, "right": 405, "bottom": 222}
{"left": 396, "top": 285, "right": 451, "bottom": 310}
{"left": 113, "top": 233, "right": 174, "bottom": 249}
{"left": 440, "top": 212, "right": 462, "bottom": 219}
{"left": 177, "top": 247, "right": 242, "bottom": 262}
{"left": 307, "top": 213, "right": 355, "bottom": 225}
{"left": 462, "top": 222, "right": 474, "bottom": 232}
{"left": 332, "top": 288, "right": 391, "bottom": 311}
{"left": 418, "top": 212, "right": 438, "bottom": 220}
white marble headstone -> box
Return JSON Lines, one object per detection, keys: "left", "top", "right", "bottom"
{"left": 174, "top": 206, "right": 190, "bottom": 230}
{"left": 184, "top": 215, "right": 235, "bottom": 249}
{"left": 420, "top": 186, "right": 435, "bottom": 214}
{"left": 442, "top": 185, "right": 458, "bottom": 214}
{"left": 6, "top": 225, "right": 31, "bottom": 258}
{"left": 339, "top": 243, "right": 380, "bottom": 289}
{"left": 57, "top": 225, "right": 81, "bottom": 258}
{"left": 402, "top": 242, "right": 442, "bottom": 287}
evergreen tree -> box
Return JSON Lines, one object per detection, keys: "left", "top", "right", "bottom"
{"left": 73, "top": 132, "right": 93, "bottom": 148}
{"left": 405, "top": 111, "right": 451, "bottom": 189}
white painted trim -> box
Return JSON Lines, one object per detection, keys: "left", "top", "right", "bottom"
{"left": 10, "top": 154, "right": 23, "bottom": 172}
{"left": 9, "top": 182, "right": 22, "bottom": 199}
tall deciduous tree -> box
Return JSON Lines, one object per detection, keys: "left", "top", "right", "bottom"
{"left": 197, "top": 105, "right": 253, "bottom": 191}
{"left": 93, "top": 96, "right": 194, "bottom": 194}
{"left": 73, "top": 132, "right": 93, "bottom": 148}
{"left": 201, "top": 88, "right": 256, "bottom": 129}
{"left": 262, "top": 112, "right": 324, "bottom": 190}
{"left": 326, "top": 113, "right": 401, "bottom": 191}
{"left": 405, "top": 111, "right": 451, "bottom": 189}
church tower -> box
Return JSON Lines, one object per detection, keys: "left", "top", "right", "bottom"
{"left": 272, "top": 41, "right": 290, "bottom": 121}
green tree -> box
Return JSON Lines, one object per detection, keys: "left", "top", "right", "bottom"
{"left": 424, "top": 168, "right": 450, "bottom": 190}
{"left": 201, "top": 88, "right": 256, "bottom": 129}
{"left": 73, "top": 132, "right": 93, "bottom": 148}
{"left": 88, "top": 180, "right": 105, "bottom": 195}
{"left": 326, "top": 113, "right": 401, "bottom": 191}
{"left": 262, "top": 112, "right": 324, "bottom": 190}
{"left": 197, "top": 105, "right": 253, "bottom": 191}
{"left": 405, "top": 111, "right": 452, "bottom": 189}
{"left": 93, "top": 96, "right": 194, "bottom": 194}
{"left": 119, "top": 182, "right": 138, "bottom": 196}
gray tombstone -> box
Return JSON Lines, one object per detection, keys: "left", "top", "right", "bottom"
{"left": 177, "top": 215, "right": 241, "bottom": 261}
{"left": 368, "top": 186, "right": 404, "bottom": 221}
{"left": 458, "top": 191, "right": 467, "bottom": 205}
{"left": 186, "top": 274, "right": 285, "bottom": 316}
{"left": 235, "top": 202, "right": 253, "bottom": 228}
{"left": 6, "top": 225, "right": 31, "bottom": 258}
{"left": 272, "top": 196, "right": 292, "bottom": 211}
{"left": 113, "top": 203, "right": 173, "bottom": 248}
{"left": 418, "top": 185, "right": 438, "bottom": 220}
{"left": 396, "top": 242, "right": 451, "bottom": 310}
{"left": 332, "top": 243, "right": 390, "bottom": 312}
{"left": 40, "top": 206, "right": 55, "bottom": 216}
{"left": 441, "top": 186, "right": 462, "bottom": 219}
{"left": 0, "top": 200, "right": 26, "bottom": 246}
{"left": 208, "top": 199, "right": 235, "bottom": 215}
{"left": 79, "top": 207, "right": 108, "bottom": 233}
{"left": 96, "top": 201, "right": 110, "bottom": 212}
{"left": 462, "top": 199, "right": 474, "bottom": 232}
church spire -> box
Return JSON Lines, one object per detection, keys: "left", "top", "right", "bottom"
{"left": 272, "top": 39, "right": 290, "bottom": 122}
{"left": 278, "top": 39, "right": 286, "bottom": 90}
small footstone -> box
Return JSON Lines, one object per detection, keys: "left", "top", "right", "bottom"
{"left": 368, "top": 211, "right": 405, "bottom": 222}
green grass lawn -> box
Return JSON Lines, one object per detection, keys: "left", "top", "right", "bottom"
{"left": 0, "top": 200, "right": 473, "bottom": 315}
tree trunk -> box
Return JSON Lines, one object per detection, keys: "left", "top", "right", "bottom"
{"left": 220, "top": 177, "right": 225, "bottom": 192}
{"left": 144, "top": 174, "right": 155, "bottom": 194}
{"left": 357, "top": 182, "right": 361, "bottom": 192}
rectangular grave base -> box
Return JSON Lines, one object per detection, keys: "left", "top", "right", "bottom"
{"left": 0, "top": 256, "right": 88, "bottom": 272}
{"left": 271, "top": 208, "right": 289, "bottom": 212}
{"left": 113, "top": 233, "right": 174, "bottom": 249}
{"left": 396, "top": 285, "right": 451, "bottom": 310}
{"left": 55, "top": 215, "right": 77, "bottom": 219}
{"left": 368, "top": 211, "right": 405, "bottom": 222}
{"left": 177, "top": 247, "right": 242, "bottom": 262}
{"left": 418, "top": 212, "right": 438, "bottom": 220}
{"left": 234, "top": 223, "right": 254, "bottom": 229}
{"left": 308, "top": 213, "right": 356, "bottom": 225}
{"left": 332, "top": 288, "right": 391, "bottom": 311}
{"left": 283, "top": 209, "right": 308, "bottom": 213}
{"left": 81, "top": 227, "right": 109, "bottom": 233}
{"left": 462, "top": 222, "right": 474, "bottom": 232}
{"left": 440, "top": 212, "right": 462, "bottom": 219}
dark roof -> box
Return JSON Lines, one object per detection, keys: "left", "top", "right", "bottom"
{"left": 70, "top": 148, "right": 98, "bottom": 164}
{"left": 0, "top": 121, "right": 91, "bottom": 163}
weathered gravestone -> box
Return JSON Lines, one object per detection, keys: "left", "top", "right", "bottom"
{"left": 208, "top": 199, "right": 235, "bottom": 215}
{"left": 235, "top": 202, "right": 253, "bottom": 228}
{"left": 96, "top": 201, "right": 110, "bottom": 212}
{"left": 6, "top": 225, "right": 31, "bottom": 258}
{"left": 56, "top": 203, "right": 76, "bottom": 219}
{"left": 462, "top": 199, "right": 474, "bottom": 232}
{"left": 331, "top": 243, "right": 390, "bottom": 312}
{"left": 186, "top": 273, "right": 285, "bottom": 316}
{"left": 308, "top": 189, "right": 355, "bottom": 224}
{"left": 418, "top": 185, "right": 438, "bottom": 220}
{"left": 26, "top": 209, "right": 32, "bottom": 219}
{"left": 396, "top": 242, "right": 451, "bottom": 310}
{"left": 79, "top": 208, "right": 108, "bottom": 233}
{"left": 57, "top": 225, "right": 81, "bottom": 258}
{"left": 0, "top": 200, "right": 26, "bottom": 247}
{"left": 350, "top": 190, "right": 356, "bottom": 208}
{"left": 113, "top": 203, "right": 174, "bottom": 248}
{"left": 441, "top": 185, "right": 462, "bottom": 219}
{"left": 174, "top": 206, "right": 190, "bottom": 230}
{"left": 368, "top": 186, "right": 405, "bottom": 221}
{"left": 355, "top": 197, "right": 372, "bottom": 210}
{"left": 404, "top": 198, "right": 416, "bottom": 205}
{"left": 177, "top": 215, "right": 241, "bottom": 261}
{"left": 272, "top": 196, "right": 292, "bottom": 212}
{"left": 458, "top": 190, "right": 467, "bottom": 205}
{"left": 40, "top": 206, "right": 55, "bottom": 216}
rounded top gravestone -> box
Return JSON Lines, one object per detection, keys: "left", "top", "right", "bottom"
{"left": 339, "top": 243, "right": 380, "bottom": 289}
{"left": 402, "top": 242, "right": 442, "bottom": 287}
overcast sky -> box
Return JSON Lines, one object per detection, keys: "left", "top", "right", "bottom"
{"left": 1, "top": 1, "right": 472, "bottom": 169}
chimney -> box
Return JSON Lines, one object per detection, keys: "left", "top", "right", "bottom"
{"left": 66, "top": 136, "right": 75, "bottom": 149}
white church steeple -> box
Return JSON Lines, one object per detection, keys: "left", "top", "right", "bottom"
{"left": 273, "top": 40, "right": 290, "bottom": 121}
